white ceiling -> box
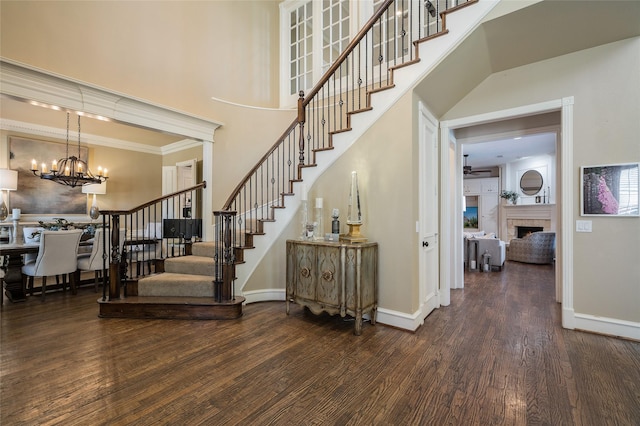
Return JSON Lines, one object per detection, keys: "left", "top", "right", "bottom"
{"left": 415, "top": 0, "right": 640, "bottom": 118}
{"left": 417, "top": 0, "right": 640, "bottom": 173}
{"left": 462, "top": 132, "right": 556, "bottom": 169}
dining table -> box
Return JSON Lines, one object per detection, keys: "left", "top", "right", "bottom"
{"left": 1, "top": 240, "right": 94, "bottom": 302}
{"left": 0, "top": 242, "right": 40, "bottom": 302}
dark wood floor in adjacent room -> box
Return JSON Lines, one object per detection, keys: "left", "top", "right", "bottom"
{"left": 2, "top": 261, "right": 639, "bottom": 425}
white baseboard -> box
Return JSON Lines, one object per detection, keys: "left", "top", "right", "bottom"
{"left": 562, "top": 306, "right": 576, "bottom": 330}
{"left": 375, "top": 307, "right": 423, "bottom": 332}
{"left": 242, "top": 288, "right": 285, "bottom": 304}
{"left": 574, "top": 313, "right": 640, "bottom": 341}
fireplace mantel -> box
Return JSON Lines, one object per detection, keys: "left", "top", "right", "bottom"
{"left": 503, "top": 204, "right": 555, "bottom": 219}
{"left": 502, "top": 204, "right": 556, "bottom": 242}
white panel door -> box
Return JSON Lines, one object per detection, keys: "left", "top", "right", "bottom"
{"left": 176, "top": 159, "right": 197, "bottom": 218}
{"left": 162, "top": 166, "right": 177, "bottom": 195}
{"left": 419, "top": 103, "right": 439, "bottom": 320}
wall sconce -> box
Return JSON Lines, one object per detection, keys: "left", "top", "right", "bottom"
{"left": 82, "top": 181, "right": 107, "bottom": 220}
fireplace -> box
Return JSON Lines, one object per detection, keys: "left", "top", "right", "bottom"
{"left": 504, "top": 204, "right": 555, "bottom": 242}
{"left": 516, "top": 226, "right": 544, "bottom": 238}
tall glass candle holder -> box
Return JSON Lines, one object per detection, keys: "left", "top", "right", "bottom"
{"left": 341, "top": 171, "right": 367, "bottom": 243}
{"left": 314, "top": 197, "right": 324, "bottom": 240}
{"left": 300, "top": 188, "right": 309, "bottom": 240}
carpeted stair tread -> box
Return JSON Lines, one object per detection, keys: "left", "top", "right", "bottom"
{"left": 164, "top": 255, "right": 215, "bottom": 276}
{"left": 192, "top": 242, "right": 216, "bottom": 258}
{"left": 138, "top": 273, "right": 215, "bottom": 297}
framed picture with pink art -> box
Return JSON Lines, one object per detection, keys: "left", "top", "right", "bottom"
{"left": 580, "top": 163, "right": 639, "bottom": 217}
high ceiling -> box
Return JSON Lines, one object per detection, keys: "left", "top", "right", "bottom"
{"left": 415, "top": 0, "right": 640, "bottom": 118}
{"left": 2, "top": 1, "right": 639, "bottom": 152}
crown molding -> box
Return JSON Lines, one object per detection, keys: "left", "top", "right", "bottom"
{"left": 1, "top": 118, "right": 206, "bottom": 155}
{"left": 0, "top": 58, "right": 223, "bottom": 143}
{"left": 1, "top": 118, "right": 165, "bottom": 155}
{"left": 161, "top": 138, "right": 206, "bottom": 155}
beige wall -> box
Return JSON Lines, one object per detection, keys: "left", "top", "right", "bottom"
{"left": 162, "top": 147, "right": 203, "bottom": 168}
{"left": 92, "top": 146, "right": 162, "bottom": 212}
{"left": 1, "top": 0, "right": 291, "bottom": 213}
{"left": 312, "top": 92, "right": 418, "bottom": 313}
{"left": 0, "top": 1, "right": 282, "bottom": 112}
{"left": 211, "top": 105, "right": 297, "bottom": 209}
{"left": 443, "top": 37, "right": 640, "bottom": 323}
{"left": 245, "top": 92, "right": 419, "bottom": 313}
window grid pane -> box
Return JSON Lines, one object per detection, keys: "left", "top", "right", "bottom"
{"left": 321, "top": 0, "right": 349, "bottom": 74}
{"left": 289, "top": 3, "right": 313, "bottom": 96}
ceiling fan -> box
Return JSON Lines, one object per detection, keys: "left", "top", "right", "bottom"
{"left": 463, "top": 154, "right": 493, "bottom": 176}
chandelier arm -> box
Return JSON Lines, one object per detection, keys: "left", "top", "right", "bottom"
{"left": 30, "top": 111, "right": 108, "bottom": 188}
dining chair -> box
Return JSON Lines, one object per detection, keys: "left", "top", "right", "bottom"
{"left": 77, "top": 228, "right": 126, "bottom": 292}
{"left": 22, "top": 227, "right": 44, "bottom": 264}
{"left": 22, "top": 229, "right": 83, "bottom": 301}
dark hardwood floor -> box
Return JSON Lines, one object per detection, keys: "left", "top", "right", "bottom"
{"left": 2, "top": 261, "right": 639, "bottom": 425}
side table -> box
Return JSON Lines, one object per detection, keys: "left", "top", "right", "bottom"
{"left": 286, "top": 239, "right": 378, "bottom": 335}
{"left": 466, "top": 238, "right": 480, "bottom": 272}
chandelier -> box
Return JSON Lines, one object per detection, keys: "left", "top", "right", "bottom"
{"left": 31, "top": 112, "right": 108, "bottom": 188}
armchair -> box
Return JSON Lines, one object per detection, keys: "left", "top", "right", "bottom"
{"left": 507, "top": 231, "right": 556, "bottom": 264}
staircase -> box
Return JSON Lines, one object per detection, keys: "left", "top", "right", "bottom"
{"left": 99, "top": 241, "right": 244, "bottom": 319}
{"left": 99, "top": 0, "right": 497, "bottom": 319}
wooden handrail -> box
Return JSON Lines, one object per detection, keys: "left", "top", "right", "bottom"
{"left": 222, "top": 122, "right": 298, "bottom": 210}
{"left": 222, "top": 1, "right": 396, "bottom": 211}
{"left": 102, "top": 181, "right": 208, "bottom": 300}
{"left": 221, "top": 0, "right": 475, "bottom": 230}
{"left": 302, "top": 0, "right": 395, "bottom": 107}
{"left": 101, "top": 182, "right": 206, "bottom": 215}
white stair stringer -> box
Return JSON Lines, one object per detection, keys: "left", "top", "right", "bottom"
{"left": 237, "top": 0, "right": 499, "bottom": 303}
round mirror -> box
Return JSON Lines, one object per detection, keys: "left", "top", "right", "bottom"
{"left": 520, "top": 170, "right": 543, "bottom": 195}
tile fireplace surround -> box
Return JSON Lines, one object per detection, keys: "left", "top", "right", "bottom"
{"left": 503, "top": 204, "right": 556, "bottom": 242}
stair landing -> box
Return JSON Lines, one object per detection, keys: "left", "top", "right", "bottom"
{"left": 98, "top": 295, "right": 245, "bottom": 320}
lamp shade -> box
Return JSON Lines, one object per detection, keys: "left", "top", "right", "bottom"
{"left": 0, "top": 169, "right": 18, "bottom": 191}
{"left": 82, "top": 181, "right": 107, "bottom": 195}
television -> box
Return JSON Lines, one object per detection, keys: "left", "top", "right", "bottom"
{"left": 163, "top": 219, "right": 202, "bottom": 240}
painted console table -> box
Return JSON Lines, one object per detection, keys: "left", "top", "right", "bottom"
{"left": 286, "top": 239, "right": 378, "bottom": 335}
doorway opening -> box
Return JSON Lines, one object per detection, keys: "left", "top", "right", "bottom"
{"left": 440, "top": 98, "right": 574, "bottom": 325}
{"left": 457, "top": 118, "right": 560, "bottom": 294}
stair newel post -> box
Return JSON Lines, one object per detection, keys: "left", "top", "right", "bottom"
{"left": 101, "top": 213, "right": 109, "bottom": 302}
{"left": 221, "top": 211, "right": 236, "bottom": 301}
{"left": 213, "top": 211, "right": 222, "bottom": 302}
{"left": 297, "top": 90, "right": 306, "bottom": 179}
{"left": 213, "top": 210, "right": 237, "bottom": 302}
{"left": 108, "top": 213, "right": 122, "bottom": 300}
